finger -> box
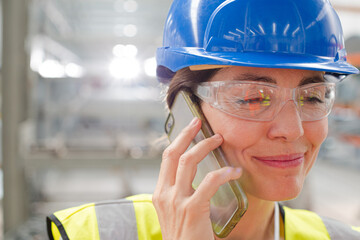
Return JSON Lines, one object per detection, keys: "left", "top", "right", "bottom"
{"left": 175, "top": 133, "right": 223, "bottom": 195}
{"left": 157, "top": 117, "right": 201, "bottom": 188}
{"left": 192, "top": 167, "right": 242, "bottom": 203}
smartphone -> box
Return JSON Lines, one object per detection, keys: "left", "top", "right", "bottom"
{"left": 164, "top": 90, "right": 248, "bottom": 238}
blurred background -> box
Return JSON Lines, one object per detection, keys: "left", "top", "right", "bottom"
{"left": 0, "top": 0, "right": 359, "bottom": 239}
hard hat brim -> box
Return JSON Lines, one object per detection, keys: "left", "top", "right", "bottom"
{"left": 156, "top": 48, "right": 359, "bottom": 83}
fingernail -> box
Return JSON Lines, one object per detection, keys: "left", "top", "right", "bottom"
{"left": 235, "top": 168, "right": 242, "bottom": 173}
{"left": 190, "top": 117, "right": 199, "bottom": 126}
{"left": 213, "top": 134, "right": 222, "bottom": 140}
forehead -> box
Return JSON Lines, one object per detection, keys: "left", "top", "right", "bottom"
{"left": 209, "top": 66, "right": 324, "bottom": 87}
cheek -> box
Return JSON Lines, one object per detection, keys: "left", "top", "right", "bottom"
{"left": 303, "top": 118, "right": 328, "bottom": 172}
{"left": 201, "top": 104, "right": 264, "bottom": 165}
{"left": 303, "top": 118, "right": 328, "bottom": 146}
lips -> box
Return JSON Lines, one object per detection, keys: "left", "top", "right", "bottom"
{"left": 253, "top": 153, "right": 305, "bottom": 168}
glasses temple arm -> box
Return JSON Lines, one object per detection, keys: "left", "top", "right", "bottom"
{"left": 195, "top": 84, "right": 218, "bottom": 105}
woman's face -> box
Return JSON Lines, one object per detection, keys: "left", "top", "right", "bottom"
{"left": 201, "top": 66, "right": 328, "bottom": 201}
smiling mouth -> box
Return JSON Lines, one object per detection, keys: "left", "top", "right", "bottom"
{"left": 253, "top": 153, "right": 305, "bottom": 168}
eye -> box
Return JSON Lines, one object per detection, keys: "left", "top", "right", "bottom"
{"left": 235, "top": 97, "right": 269, "bottom": 105}
{"left": 235, "top": 90, "right": 271, "bottom": 107}
{"left": 300, "top": 92, "right": 324, "bottom": 105}
{"left": 220, "top": 85, "right": 274, "bottom": 112}
{"left": 236, "top": 97, "right": 262, "bottom": 105}
{"left": 305, "top": 96, "right": 324, "bottom": 103}
{"left": 298, "top": 84, "right": 333, "bottom": 106}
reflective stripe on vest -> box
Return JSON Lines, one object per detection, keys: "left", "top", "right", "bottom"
{"left": 48, "top": 195, "right": 360, "bottom": 240}
{"left": 321, "top": 215, "right": 360, "bottom": 240}
{"left": 47, "top": 194, "right": 161, "bottom": 240}
{"left": 95, "top": 199, "right": 138, "bottom": 239}
{"left": 126, "top": 195, "right": 162, "bottom": 240}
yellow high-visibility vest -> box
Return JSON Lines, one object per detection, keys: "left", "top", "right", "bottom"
{"left": 47, "top": 194, "right": 360, "bottom": 240}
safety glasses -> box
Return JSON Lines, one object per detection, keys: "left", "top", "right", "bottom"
{"left": 194, "top": 81, "right": 336, "bottom": 121}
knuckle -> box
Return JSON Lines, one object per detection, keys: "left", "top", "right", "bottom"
{"left": 182, "top": 200, "right": 196, "bottom": 213}
{"left": 152, "top": 190, "right": 161, "bottom": 203}
{"left": 153, "top": 190, "right": 167, "bottom": 208}
{"left": 168, "top": 192, "right": 180, "bottom": 207}
{"left": 152, "top": 188, "right": 161, "bottom": 201}
{"left": 178, "top": 153, "right": 193, "bottom": 167}
{"left": 152, "top": 193, "right": 159, "bottom": 206}
{"left": 162, "top": 146, "right": 176, "bottom": 159}
{"left": 203, "top": 171, "right": 219, "bottom": 185}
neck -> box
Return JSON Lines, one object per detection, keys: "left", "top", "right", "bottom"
{"left": 220, "top": 194, "right": 276, "bottom": 240}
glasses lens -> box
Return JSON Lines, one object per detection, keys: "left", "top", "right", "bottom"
{"left": 297, "top": 83, "right": 335, "bottom": 121}
{"left": 217, "top": 83, "right": 277, "bottom": 120}
{"left": 196, "top": 82, "right": 335, "bottom": 122}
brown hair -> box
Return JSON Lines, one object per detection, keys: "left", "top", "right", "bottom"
{"left": 166, "top": 67, "right": 220, "bottom": 108}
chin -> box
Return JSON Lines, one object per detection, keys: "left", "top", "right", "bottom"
{"left": 274, "top": 189, "right": 302, "bottom": 202}
{"left": 259, "top": 190, "right": 302, "bottom": 202}
{"left": 275, "top": 184, "right": 304, "bottom": 202}
{"left": 244, "top": 176, "right": 305, "bottom": 202}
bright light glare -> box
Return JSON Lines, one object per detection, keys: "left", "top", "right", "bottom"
{"left": 123, "top": 24, "right": 137, "bottom": 37}
{"left": 30, "top": 48, "right": 44, "bottom": 72}
{"left": 144, "top": 57, "right": 157, "bottom": 77}
{"left": 39, "top": 60, "right": 65, "bottom": 78}
{"left": 65, "top": 63, "right": 84, "bottom": 78}
{"left": 109, "top": 57, "right": 140, "bottom": 79}
{"left": 113, "top": 44, "right": 138, "bottom": 58}
{"left": 124, "top": 0, "right": 138, "bottom": 12}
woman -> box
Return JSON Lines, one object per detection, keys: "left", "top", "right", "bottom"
{"left": 47, "top": 0, "right": 360, "bottom": 239}
{"left": 154, "top": 66, "right": 334, "bottom": 239}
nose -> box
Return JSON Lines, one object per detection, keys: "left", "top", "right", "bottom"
{"left": 267, "top": 100, "right": 304, "bottom": 142}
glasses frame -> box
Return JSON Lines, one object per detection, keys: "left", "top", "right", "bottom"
{"left": 194, "top": 80, "right": 336, "bottom": 122}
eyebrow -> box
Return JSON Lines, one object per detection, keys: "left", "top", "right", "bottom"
{"left": 231, "top": 73, "right": 325, "bottom": 86}
{"left": 299, "top": 75, "right": 325, "bottom": 85}
{"left": 231, "top": 73, "right": 277, "bottom": 84}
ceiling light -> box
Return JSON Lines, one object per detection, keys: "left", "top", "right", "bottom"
{"left": 65, "top": 63, "right": 84, "bottom": 78}
{"left": 109, "top": 57, "right": 140, "bottom": 79}
{"left": 30, "top": 48, "right": 44, "bottom": 72}
{"left": 113, "top": 44, "right": 138, "bottom": 58}
{"left": 123, "top": 24, "right": 137, "bottom": 37}
{"left": 124, "top": 0, "right": 138, "bottom": 13}
{"left": 39, "top": 59, "right": 65, "bottom": 78}
{"left": 144, "top": 57, "right": 157, "bottom": 77}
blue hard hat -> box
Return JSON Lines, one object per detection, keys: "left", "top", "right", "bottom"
{"left": 156, "top": 0, "right": 359, "bottom": 83}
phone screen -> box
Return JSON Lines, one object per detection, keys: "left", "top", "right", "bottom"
{"left": 165, "top": 91, "right": 248, "bottom": 238}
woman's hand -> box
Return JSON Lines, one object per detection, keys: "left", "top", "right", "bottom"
{"left": 153, "top": 118, "right": 242, "bottom": 240}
